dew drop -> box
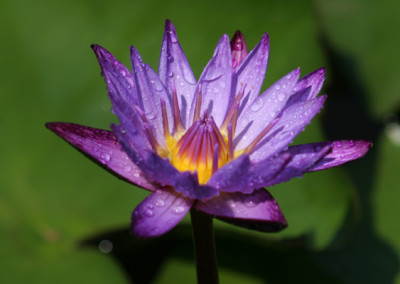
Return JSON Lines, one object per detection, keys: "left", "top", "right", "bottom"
{"left": 274, "top": 84, "right": 281, "bottom": 90}
{"left": 146, "top": 112, "right": 156, "bottom": 120}
{"left": 278, "top": 93, "right": 286, "bottom": 102}
{"left": 155, "top": 199, "right": 165, "bottom": 207}
{"left": 144, "top": 209, "right": 154, "bottom": 217}
{"left": 123, "top": 166, "right": 131, "bottom": 172}
{"left": 245, "top": 200, "right": 256, "bottom": 208}
{"left": 335, "top": 141, "right": 343, "bottom": 148}
{"left": 120, "top": 70, "right": 127, "bottom": 77}
{"left": 251, "top": 98, "right": 263, "bottom": 112}
{"left": 146, "top": 203, "right": 154, "bottom": 209}
{"left": 172, "top": 206, "right": 185, "bottom": 215}
{"left": 348, "top": 140, "right": 355, "bottom": 146}
{"left": 102, "top": 153, "right": 111, "bottom": 161}
{"left": 229, "top": 201, "right": 237, "bottom": 208}
{"left": 213, "top": 87, "right": 219, "bottom": 93}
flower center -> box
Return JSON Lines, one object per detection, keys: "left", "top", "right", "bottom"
{"left": 148, "top": 82, "right": 277, "bottom": 185}
{"left": 171, "top": 114, "right": 228, "bottom": 184}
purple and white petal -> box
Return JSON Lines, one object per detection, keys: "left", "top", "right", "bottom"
{"left": 232, "top": 33, "right": 269, "bottom": 110}
{"left": 173, "top": 171, "right": 220, "bottom": 200}
{"left": 92, "top": 44, "right": 138, "bottom": 106}
{"left": 266, "top": 144, "right": 332, "bottom": 186}
{"left": 294, "top": 67, "right": 325, "bottom": 100}
{"left": 132, "top": 188, "right": 194, "bottom": 237}
{"left": 249, "top": 94, "right": 327, "bottom": 162}
{"left": 235, "top": 68, "right": 301, "bottom": 151}
{"left": 190, "top": 35, "right": 232, "bottom": 126}
{"left": 207, "top": 153, "right": 291, "bottom": 194}
{"left": 195, "top": 189, "right": 287, "bottom": 232}
{"left": 159, "top": 19, "right": 197, "bottom": 128}
{"left": 307, "top": 140, "right": 372, "bottom": 172}
{"left": 46, "top": 122, "right": 157, "bottom": 191}
{"left": 130, "top": 46, "right": 174, "bottom": 145}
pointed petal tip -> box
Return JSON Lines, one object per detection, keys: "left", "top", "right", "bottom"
{"left": 45, "top": 122, "right": 73, "bottom": 136}
{"left": 260, "top": 32, "right": 270, "bottom": 46}
{"left": 165, "top": 19, "right": 176, "bottom": 32}
{"left": 91, "top": 44, "right": 109, "bottom": 59}
{"left": 308, "top": 140, "right": 372, "bottom": 172}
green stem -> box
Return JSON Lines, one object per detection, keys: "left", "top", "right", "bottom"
{"left": 190, "top": 208, "right": 219, "bottom": 284}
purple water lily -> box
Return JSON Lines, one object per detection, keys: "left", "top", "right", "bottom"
{"left": 47, "top": 20, "right": 370, "bottom": 238}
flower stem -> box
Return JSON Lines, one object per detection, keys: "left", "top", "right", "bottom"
{"left": 190, "top": 208, "right": 219, "bottom": 284}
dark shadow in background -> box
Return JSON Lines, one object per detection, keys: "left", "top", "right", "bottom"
{"left": 80, "top": 31, "right": 399, "bottom": 284}
{"left": 81, "top": 226, "right": 339, "bottom": 284}
{"left": 311, "top": 33, "right": 399, "bottom": 283}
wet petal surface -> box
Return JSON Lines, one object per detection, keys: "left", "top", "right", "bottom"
{"left": 195, "top": 189, "right": 287, "bottom": 232}
{"left": 46, "top": 123, "right": 157, "bottom": 191}
{"left": 132, "top": 188, "right": 194, "bottom": 237}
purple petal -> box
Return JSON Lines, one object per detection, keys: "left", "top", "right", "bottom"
{"left": 112, "top": 124, "right": 219, "bottom": 200}
{"left": 294, "top": 67, "right": 325, "bottom": 100}
{"left": 159, "top": 19, "right": 197, "bottom": 128}
{"left": 307, "top": 140, "right": 372, "bottom": 172}
{"left": 46, "top": 122, "right": 157, "bottom": 191}
{"left": 132, "top": 188, "right": 194, "bottom": 237}
{"left": 92, "top": 44, "right": 138, "bottom": 106}
{"left": 173, "top": 171, "right": 220, "bottom": 200}
{"left": 266, "top": 144, "right": 332, "bottom": 186}
{"left": 195, "top": 189, "right": 287, "bottom": 232}
{"left": 130, "top": 46, "right": 173, "bottom": 145}
{"left": 190, "top": 35, "right": 232, "bottom": 126}
{"left": 92, "top": 45, "right": 152, "bottom": 151}
{"left": 250, "top": 94, "right": 327, "bottom": 162}
{"left": 207, "top": 153, "right": 291, "bottom": 194}
{"left": 232, "top": 33, "right": 269, "bottom": 110}
{"left": 235, "top": 68, "right": 301, "bottom": 151}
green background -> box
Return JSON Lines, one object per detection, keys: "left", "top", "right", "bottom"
{"left": 1, "top": 0, "right": 400, "bottom": 283}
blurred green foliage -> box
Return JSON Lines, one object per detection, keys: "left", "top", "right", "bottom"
{"left": 1, "top": 0, "right": 399, "bottom": 283}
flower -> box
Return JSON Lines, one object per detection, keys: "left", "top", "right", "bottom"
{"left": 46, "top": 20, "right": 371, "bottom": 238}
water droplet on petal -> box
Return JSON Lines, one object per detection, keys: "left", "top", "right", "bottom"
{"left": 348, "top": 140, "right": 355, "bottom": 146}
{"left": 245, "top": 200, "right": 256, "bottom": 208}
{"left": 144, "top": 209, "right": 154, "bottom": 217}
{"left": 213, "top": 87, "right": 219, "bottom": 93}
{"left": 124, "top": 166, "right": 131, "bottom": 172}
{"left": 103, "top": 153, "right": 111, "bottom": 161}
{"left": 172, "top": 206, "right": 185, "bottom": 215}
{"left": 121, "top": 70, "right": 127, "bottom": 77}
{"left": 275, "top": 84, "right": 281, "bottom": 90}
{"left": 251, "top": 98, "right": 263, "bottom": 112}
{"left": 155, "top": 199, "right": 165, "bottom": 207}
{"left": 146, "top": 203, "right": 154, "bottom": 209}
{"left": 146, "top": 112, "right": 156, "bottom": 120}
{"left": 335, "top": 141, "right": 343, "bottom": 148}
{"left": 278, "top": 93, "right": 286, "bottom": 102}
